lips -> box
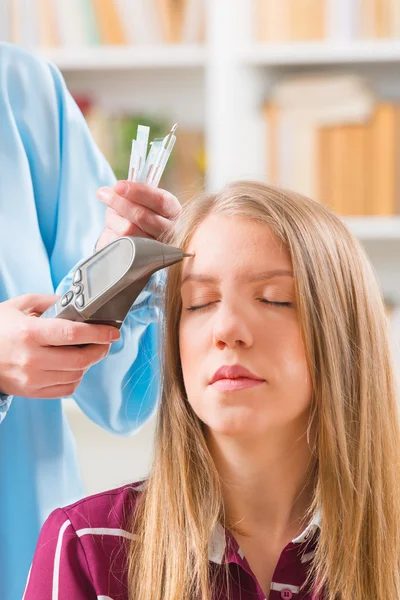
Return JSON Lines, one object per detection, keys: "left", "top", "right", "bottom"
{"left": 209, "top": 365, "right": 264, "bottom": 385}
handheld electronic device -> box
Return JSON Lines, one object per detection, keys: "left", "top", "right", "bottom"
{"left": 41, "top": 236, "right": 191, "bottom": 328}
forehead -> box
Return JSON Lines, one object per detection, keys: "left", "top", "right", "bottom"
{"left": 182, "top": 213, "right": 292, "bottom": 277}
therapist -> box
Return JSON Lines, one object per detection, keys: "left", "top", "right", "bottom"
{"left": 0, "top": 42, "right": 180, "bottom": 600}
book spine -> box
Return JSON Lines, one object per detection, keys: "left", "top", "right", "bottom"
{"left": 156, "top": 0, "right": 186, "bottom": 44}
{"left": 289, "top": 0, "right": 325, "bottom": 41}
{"left": 91, "top": 0, "right": 127, "bottom": 45}
{"left": 256, "top": 0, "right": 290, "bottom": 42}
{"left": 264, "top": 102, "right": 279, "bottom": 185}
{"left": 11, "top": 0, "right": 39, "bottom": 47}
{"left": 341, "top": 124, "right": 368, "bottom": 216}
{"left": 181, "top": 0, "right": 205, "bottom": 44}
{"left": 80, "top": 0, "right": 101, "bottom": 45}
{"left": 326, "top": 0, "right": 356, "bottom": 40}
{"left": 54, "top": 0, "right": 89, "bottom": 47}
{"left": 37, "top": 0, "right": 59, "bottom": 47}
{"left": 368, "top": 103, "right": 397, "bottom": 215}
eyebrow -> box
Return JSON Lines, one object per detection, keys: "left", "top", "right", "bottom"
{"left": 181, "top": 269, "right": 293, "bottom": 286}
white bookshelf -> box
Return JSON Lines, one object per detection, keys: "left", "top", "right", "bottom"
{"left": 40, "top": 44, "right": 206, "bottom": 70}
{"left": 30, "top": 0, "right": 400, "bottom": 492}
{"left": 37, "top": 0, "right": 400, "bottom": 333}
{"left": 242, "top": 40, "right": 400, "bottom": 66}
{"left": 344, "top": 216, "right": 400, "bottom": 241}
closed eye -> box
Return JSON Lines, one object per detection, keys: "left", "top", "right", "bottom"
{"left": 184, "top": 299, "right": 293, "bottom": 312}
{"left": 184, "top": 301, "right": 219, "bottom": 312}
{"left": 258, "top": 299, "right": 293, "bottom": 308}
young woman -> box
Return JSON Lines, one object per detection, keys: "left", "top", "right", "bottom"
{"left": 24, "top": 181, "right": 400, "bottom": 600}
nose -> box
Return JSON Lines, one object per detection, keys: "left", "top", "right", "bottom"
{"left": 212, "top": 302, "right": 253, "bottom": 350}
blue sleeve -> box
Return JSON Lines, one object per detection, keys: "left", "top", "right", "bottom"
{"left": 57, "top": 271, "right": 163, "bottom": 434}
{"left": 47, "top": 64, "right": 162, "bottom": 433}
{"left": 47, "top": 60, "right": 162, "bottom": 433}
{"left": 0, "top": 43, "right": 160, "bottom": 432}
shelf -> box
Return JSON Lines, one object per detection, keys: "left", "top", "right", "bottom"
{"left": 38, "top": 44, "right": 206, "bottom": 71}
{"left": 342, "top": 216, "right": 400, "bottom": 241}
{"left": 241, "top": 40, "right": 400, "bottom": 67}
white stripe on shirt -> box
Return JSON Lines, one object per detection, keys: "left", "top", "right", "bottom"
{"left": 21, "top": 565, "right": 32, "bottom": 600}
{"left": 53, "top": 519, "right": 72, "bottom": 600}
{"left": 270, "top": 582, "right": 300, "bottom": 593}
{"left": 75, "top": 527, "right": 137, "bottom": 541}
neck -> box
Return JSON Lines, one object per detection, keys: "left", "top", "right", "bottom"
{"left": 207, "top": 421, "right": 317, "bottom": 540}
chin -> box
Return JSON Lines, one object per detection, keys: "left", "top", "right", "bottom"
{"left": 202, "top": 409, "right": 261, "bottom": 438}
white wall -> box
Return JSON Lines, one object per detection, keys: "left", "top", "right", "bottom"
{"left": 65, "top": 401, "right": 156, "bottom": 495}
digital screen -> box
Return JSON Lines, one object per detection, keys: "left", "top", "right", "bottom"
{"left": 85, "top": 241, "right": 132, "bottom": 299}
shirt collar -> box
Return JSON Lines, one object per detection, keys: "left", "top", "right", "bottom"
{"left": 208, "top": 509, "right": 322, "bottom": 565}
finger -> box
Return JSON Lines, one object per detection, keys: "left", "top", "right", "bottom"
{"left": 105, "top": 209, "right": 152, "bottom": 239}
{"left": 32, "top": 383, "right": 86, "bottom": 400}
{"left": 30, "top": 369, "right": 86, "bottom": 389}
{"left": 28, "top": 318, "right": 120, "bottom": 347}
{"left": 98, "top": 182, "right": 181, "bottom": 220}
{"left": 98, "top": 190, "right": 173, "bottom": 239}
{"left": 116, "top": 181, "right": 181, "bottom": 220}
{"left": 38, "top": 343, "right": 111, "bottom": 371}
{"left": 8, "top": 293, "right": 60, "bottom": 315}
{"left": 95, "top": 227, "right": 120, "bottom": 251}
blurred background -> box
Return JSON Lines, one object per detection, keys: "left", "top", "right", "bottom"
{"left": 1, "top": 0, "right": 399, "bottom": 494}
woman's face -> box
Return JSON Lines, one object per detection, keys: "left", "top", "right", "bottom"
{"left": 179, "top": 213, "right": 312, "bottom": 439}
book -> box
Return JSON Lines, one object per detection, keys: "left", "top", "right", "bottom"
{"left": 316, "top": 104, "right": 399, "bottom": 216}
{"left": 54, "top": 0, "right": 90, "bottom": 47}
{"left": 91, "top": 0, "right": 127, "bottom": 45}
{"left": 264, "top": 74, "right": 381, "bottom": 215}
{"left": 181, "top": 0, "right": 206, "bottom": 44}
{"left": 327, "top": 126, "right": 347, "bottom": 215}
{"left": 368, "top": 103, "right": 398, "bottom": 215}
{"left": 272, "top": 74, "right": 374, "bottom": 112}
{"left": 326, "top": 0, "right": 357, "bottom": 41}
{"left": 264, "top": 102, "right": 279, "bottom": 185}
{"left": 345, "top": 123, "right": 369, "bottom": 216}
{"left": 80, "top": 0, "right": 101, "bottom": 46}
{"left": 37, "top": 0, "right": 59, "bottom": 47}
{"left": 288, "top": 0, "right": 325, "bottom": 41}
{"left": 391, "top": 0, "right": 400, "bottom": 37}
{"left": 156, "top": 0, "right": 186, "bottom": 44}
{"left": 115, "top": 0, "right": 162, "bottom": 44}
{"left": 256, "top": 0, "right": 290, "bottom": 42}
{"left": 10, "top": 0, "right": 39, "bottom": 48}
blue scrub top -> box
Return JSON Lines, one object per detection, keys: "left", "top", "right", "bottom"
{"left": 0, "top": 43, "right": 160, "bottom": 600}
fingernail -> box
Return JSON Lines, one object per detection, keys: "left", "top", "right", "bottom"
{"left": 109, "top": 329, "right": 120, "bottom": 341}
{"left": 114, "top": 181, "right": 129, "bottom": 197}
{"left": 97, "top": 186, "right": 114, "bottom": 201}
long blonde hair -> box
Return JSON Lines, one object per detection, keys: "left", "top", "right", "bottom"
{"left": 128, "top": 181, "right": 400, "bottom": 599}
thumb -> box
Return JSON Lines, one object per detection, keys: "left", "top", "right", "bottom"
{"left": 8, "top": 293, "right": 60, "bottom": 316}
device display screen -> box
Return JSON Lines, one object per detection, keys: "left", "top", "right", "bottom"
{"left": 85, "top": 241, "right": 132, "bottom": 299}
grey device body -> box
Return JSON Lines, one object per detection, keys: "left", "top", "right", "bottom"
{"left": 41, "top": 237, "right": 186, "bottom": 328}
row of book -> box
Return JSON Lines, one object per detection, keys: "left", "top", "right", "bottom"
{"left": 256, "top": 0, "right": 400, "bottom": 42}
{"left": 0, "top": 0, "right": 205, "bottom": 48}
{"left": 74, "top": 95, "right": 205, "bottom": 202}
{"left": 264, "top": 74, "right": 400, "bottom": 216}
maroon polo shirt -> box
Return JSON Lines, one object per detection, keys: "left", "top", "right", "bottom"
{"left": 23, "top": 483, "right": 322, "bottom": 599}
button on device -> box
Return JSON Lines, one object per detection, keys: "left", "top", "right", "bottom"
{"left": 61, "top": 291, "right": 73, "bottom": 307}
{"left": 75, "top": 294, "right": 85, "bottom": 308}
{"left": 74, "top": 284, "right": 83, "bottom": 295}
{"left": 73, "top": 269, "right": 82, "bottom": 284}
{"left": 281, "top": 591, "right": 293, "bottom": 599}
